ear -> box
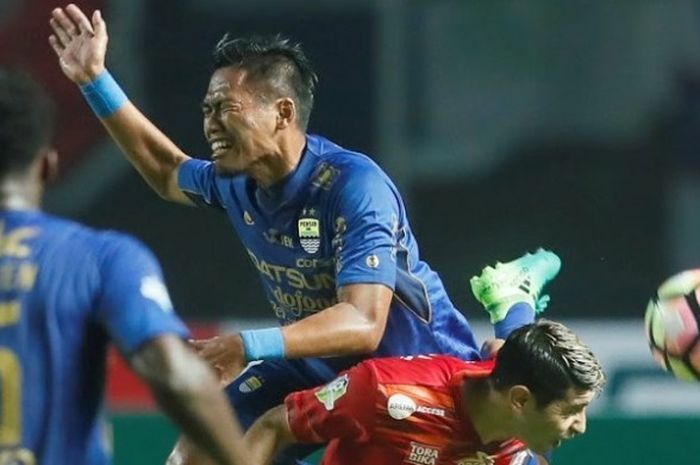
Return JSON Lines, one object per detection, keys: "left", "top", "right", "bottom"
{"left": 508, "top": 385, "right": 534, "bottom": 413}
{"left": 39, "top": 147, "right": 59, "bottom": 184}
{"left": 276, "top": 98, "right": 296, "bottom": 129}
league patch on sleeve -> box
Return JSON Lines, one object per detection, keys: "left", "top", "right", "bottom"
{"left": 366, "top": 254, "right": 380, "bottom": 269}
{"left": 140, "top": 276, "right": 173, "bottom": 312}
{"left": 314, "top": 373, "right": 349, "bottom": 410}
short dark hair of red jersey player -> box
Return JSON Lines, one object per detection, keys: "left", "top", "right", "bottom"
{"left": 241, "top": 319, "right": 605, "bottom": 465}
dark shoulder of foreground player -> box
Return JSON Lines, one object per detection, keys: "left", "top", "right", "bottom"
{"left": 0, "top": 67, "right": 248, "bottom": 465}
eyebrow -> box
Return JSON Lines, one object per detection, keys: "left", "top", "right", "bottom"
{"left": 201, "top": 96, "right": 237, "bottom": 108}
{"left": 566, "top": 400, "right": 590, "bottom": 410}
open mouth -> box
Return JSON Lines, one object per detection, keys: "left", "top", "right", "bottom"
{"left": 211, "top": 140, "right": 233, "bottom": 158}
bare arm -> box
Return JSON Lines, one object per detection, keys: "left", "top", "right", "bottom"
{"left": 48, "top": 5, "right": 192, "bottom": 204}
{"left": 282, "top": 283, "right": 393, "bottom": 357}
{"left": 130, "top": 334, "right": 248, "bottom": 465}
{"left": 192, "top": 283, "right": 393, "bottom": 384}
{"left": 245, "top": 406, "right": 296, "bottom": 465}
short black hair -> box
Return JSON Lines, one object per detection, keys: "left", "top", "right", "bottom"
{"left": 212, "top": 34, "right": 318, "bottom": 130}
{"left": 0, "top": 68, "right": 54, "bottom": 177}
{"left": 492, "top": 319, "right": 606, "bottom": 407}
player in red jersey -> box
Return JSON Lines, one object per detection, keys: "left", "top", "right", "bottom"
{"left": 242, "top": 319, "right": 605, "bottom": 465}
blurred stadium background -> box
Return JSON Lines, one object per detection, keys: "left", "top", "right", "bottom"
{"left": 4, "top": 0, "right": 700, "bottom": 463}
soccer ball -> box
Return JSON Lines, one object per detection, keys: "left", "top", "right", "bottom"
{"left": 645, "top": 270, "right": 700, "bottom": 381}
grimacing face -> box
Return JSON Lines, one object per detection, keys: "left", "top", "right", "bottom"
{"left": 517, "top": 388, "right": 595, "bottom": 453}
{"left": 202, "top": 67, "right": 281, "bottom": 175}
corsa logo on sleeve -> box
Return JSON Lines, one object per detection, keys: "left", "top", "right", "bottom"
{"left": 404, "top": 442, "right": 439, "bottom": 465}
{"left": 455, "top": 452, "right": 495, "bottom": 465}
{"left": 314, "top": 374, "right": 349, "bottom": 410}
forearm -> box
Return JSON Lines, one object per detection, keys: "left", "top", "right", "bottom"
{"left": 80, "top": 71, "right": 192, "bottom": 203}
{"left": 281, "top": 301, "right": 385, "bottom": 358}
{"left": 245, "top": 406, "right": 295, "bottom": 465}
{"left": 99, "top": 100, "right": 189, "bottom": 200}
{"left": 151, "top": 377, "right": 246, "bottom": 465}
{"left": 132, "top": 336, "right": 247, "bottom": 465}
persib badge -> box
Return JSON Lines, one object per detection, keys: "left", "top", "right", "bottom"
{"left": 314, "top": 374, "right": 349, "bottom": 410}
{"left": 298, "top": 210, "right": 321, "bottom": 254}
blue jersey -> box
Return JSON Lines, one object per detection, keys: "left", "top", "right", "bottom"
{"left": 0, "top": 210, "right": 188, "bottom": 465}
{"left": 179, "top": 134, "right": 480, "bottom": 371}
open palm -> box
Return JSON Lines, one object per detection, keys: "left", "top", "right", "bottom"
{"left": 49, "top": 5, "right": 108, "bottom": 85}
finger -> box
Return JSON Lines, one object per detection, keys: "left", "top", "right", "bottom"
{"left": 52, "top": 7, "right": 79, "bottom": 38}
{"left": 65, "top": 4, "right": 95, "bottom": 36}
{"left": 48, "top": 35, "right": 65, "bottom": 56}
{"left": 188, "top": 337, "right": 212, "bottom": 347}
{"left": 92, "top": 10, "right": 107, "bottom": 38}
{"left": 49, "top": 18, "right": 71, "bottom": 49}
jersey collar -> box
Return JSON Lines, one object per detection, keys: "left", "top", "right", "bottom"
{"left": 255, "top": 134, "right": 321, "bottom": 211}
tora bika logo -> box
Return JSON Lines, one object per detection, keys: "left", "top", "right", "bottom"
{"left": 404, "top": 442, "right": 439, "bottom": 465}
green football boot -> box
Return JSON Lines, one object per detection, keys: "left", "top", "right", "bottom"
{"left": 469, "top": 248, "right": 562, "bottom": 323}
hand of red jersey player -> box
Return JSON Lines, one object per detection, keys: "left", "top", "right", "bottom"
{"left": 190, "top": 334, "right": 247, "bottom": 387}
{"left": 48, "top": 5, "right": 107, "bottom": 85}
{"left": 480, "top": 338, "right": 505, "bottom": 359}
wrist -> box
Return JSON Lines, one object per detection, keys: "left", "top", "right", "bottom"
{"left": 79, "top": 69, "right": 128, "bottom": 118}
{"left": 240, "top": 328, "right": 285, "bottom": 362}
{"left": 76, "top": 66, "right": 105, "bottom": 85}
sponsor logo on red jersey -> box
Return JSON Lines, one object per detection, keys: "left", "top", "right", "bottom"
{"left": 405, "top": 441, "right": 439, "bottom": 465}
{"left": 387, "top": 393, "right": 446, "bottom": 420}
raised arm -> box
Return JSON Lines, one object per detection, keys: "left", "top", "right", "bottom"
{"left": 48, "top": 4, "right": 192, "bottom": 204}
{"left": 130, "top": 335, "right": 249, "bottom": 465}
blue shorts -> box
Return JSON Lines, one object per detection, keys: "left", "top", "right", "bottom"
{"left": 225, "top": 357, "right": 344, "bottom": 465}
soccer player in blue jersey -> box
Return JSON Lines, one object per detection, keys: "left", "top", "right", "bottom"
{"left": 0, "top": 69, "right": 250, "bottom": 465}
{"left": 49, "top": 5, "right": 560, "bottom": 465}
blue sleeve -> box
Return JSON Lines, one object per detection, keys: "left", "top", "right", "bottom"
{"left": 95, "top": 233, "right": 190, "bottom": 354}
{"left": 332, "top": 168, "right": 398, "bottom": 290}
{"left": 177, "top": 158, "right": 225, "bottom": 209}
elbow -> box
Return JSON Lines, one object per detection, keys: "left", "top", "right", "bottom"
{"left": 356, "top": 321, "right": 385, "bottom": 354}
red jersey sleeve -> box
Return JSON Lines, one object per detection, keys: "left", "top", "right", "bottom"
{"left": 285, "top": 362, "right": 376, "bottom": 444}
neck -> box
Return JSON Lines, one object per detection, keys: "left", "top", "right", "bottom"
{"left": 462, "top": 379, "right": 513, "bottom": 445}
{"left": 0, "top": 177, "right": 41, "bottom": 211}
{"left": 253, "top": 131, "right": 307, "bottom": 188}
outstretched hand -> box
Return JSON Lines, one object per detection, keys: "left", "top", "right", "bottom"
{"left": 49, "top": 4, "right": 108, "bottom": 84}
{"left": 189, "top": 334, "right": 248, "bottom": 387}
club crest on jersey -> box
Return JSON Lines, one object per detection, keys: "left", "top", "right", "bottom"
{"left": 238, "top": 375, "right": 264, "bottom": 394}
{"left": 405, "top": 442, "right": 439, "bottom": 465}
{"left": 456, "top": 452, "right": 495, "bottom": 465}
{"left": 314, "top": 374, "right": 349, "bottom": 410}
{"left": 298, "top": 209, "right": 320, "bottom": 254}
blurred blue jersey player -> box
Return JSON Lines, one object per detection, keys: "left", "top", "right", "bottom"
{"left": 50, "top": 5, "right": 560, "bottom": 465}
{"left": 0, "top": 69, "right": 251, "bottom": 465}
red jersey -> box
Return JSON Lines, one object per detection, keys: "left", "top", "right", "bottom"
{"left": 286, "top": 355, "right": 531, "bottom": 465}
